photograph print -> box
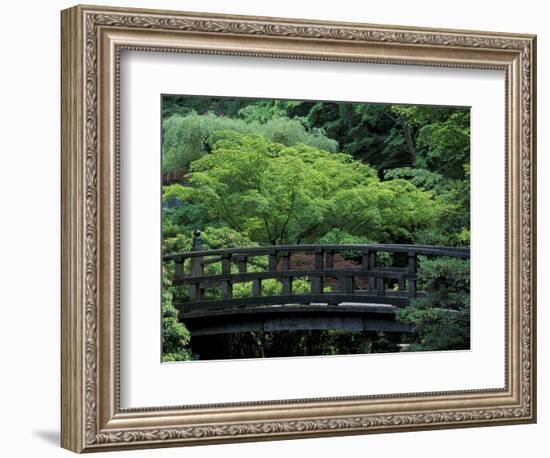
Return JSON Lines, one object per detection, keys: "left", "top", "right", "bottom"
{"left": 161, "top": 95, "right": 471, "bottom": 362}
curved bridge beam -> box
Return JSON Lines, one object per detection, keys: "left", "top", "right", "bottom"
{"left": 181, "top": 304, "right": 411, "bottom": 336}
{"left": 177, "top": 293, "right": 414, "bottom": 313}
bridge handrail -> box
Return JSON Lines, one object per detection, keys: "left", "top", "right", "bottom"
{"left": 163, "top": 243, "right": 470, "bottom": 261}
{"left": 163, "top": 232, "right": 470, "bottom": 313}
{"left": 173, "top": 267, "right": 409, "bottom": 287}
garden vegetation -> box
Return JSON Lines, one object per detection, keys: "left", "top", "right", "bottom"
{"left": 161, "top": 96, "right": 471, "bottom": 360}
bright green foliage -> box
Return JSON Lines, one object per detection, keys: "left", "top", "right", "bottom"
{"left": 384, "top": 166, "right": 449, "bottom": 192}
{"left": 316, "top": 228, "right": 374, "bottom": 245}
{"left": 396, "top": 257, "right": 470, "bottom": 351}
{"left": 316, "top": 228, "right": 392, "bottom": 265}
{"left": 160, "top": 95, "right": 471, "bottom": 359}
{"left": 329, "top": 179, "right": 440, "bottom": 243}
{"left": 415, "top": 111, "right": 470, "bottom": 180}
{"left": 162, "top": 113, "right": 249, "bottom": 180}
{"left": 162, "top": 113, "right": 337, "bottom": 180}
{"left": 163, "top": 225, "right": 257, "bottom": 254}
{"left": 163, "top": 183, "right": 192, "bottom": 202}
{"left": 238, "top": 100, "right": 304, "bottom": 123}
{"left": 316, "top": 229, "right": 375, "bottom": 259}
{"left": 253, "top": 117, "right": 337, "bottom": 152}
{"left": 162, "top": 183, "right": 213, "bottom": 238}
{"left": 233, "top": 277, "right": 313, "bottom": 299}
{"left": 186, "top": 131, "right": 438, "bottom": 245}
{"left": 161, "top": 269, "right": 193, "bottom": 362}
{"left": 384, "top": 165, "right": 470, "bottom": 247}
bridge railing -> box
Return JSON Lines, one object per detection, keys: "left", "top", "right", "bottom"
{"left": 162, "top": 231, "right": 470, "bottom": 313}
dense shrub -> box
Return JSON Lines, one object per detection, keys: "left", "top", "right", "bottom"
{"left": 161, "top": 270, "right": 193, "bottom": 362}
{"left": 396, "top": 257, "right": 470, "bottom": 351}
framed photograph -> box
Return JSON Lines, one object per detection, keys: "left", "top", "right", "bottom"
{"left": 61, "top": 4, "right": 537, "bottom": 453}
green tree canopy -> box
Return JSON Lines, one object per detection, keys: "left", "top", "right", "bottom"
{"left": 162, "top": 112, "right": 337, "bottom": 181}
{"left": 166, "top": 130, "right": 442, "bottom": 245}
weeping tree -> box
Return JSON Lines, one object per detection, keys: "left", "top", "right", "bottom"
{"left": 162, "top": 112, "right": 337, "bottom": 181}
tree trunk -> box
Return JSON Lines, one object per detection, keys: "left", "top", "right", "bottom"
{"left": 402, "top": 123, "right": 416, "bottom": 165}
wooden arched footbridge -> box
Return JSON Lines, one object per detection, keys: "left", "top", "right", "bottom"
{"left": 163, "top": 232, "right": 470, "bottom": 336}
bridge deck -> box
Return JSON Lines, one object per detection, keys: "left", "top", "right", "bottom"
{"left": 175, "top": 291, "right": 421, "bottom": 313}
{"left": 181, "top": 302, "right": 411, "bottom": 336}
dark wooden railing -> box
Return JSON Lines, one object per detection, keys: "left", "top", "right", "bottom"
{"left": 163, "top": 231, "right": 470, "bottom": 314}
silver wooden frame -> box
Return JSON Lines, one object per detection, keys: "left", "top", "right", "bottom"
{"left": 61, "top": 4, "right": 537, "bottom": 452}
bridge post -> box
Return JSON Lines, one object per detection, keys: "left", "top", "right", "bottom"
{"left": 190, "top": 230, "right": 204, "bottom": 301}
{"left": 174, "top": 255, "right": 184, "bottom": 283}
{"left": 252, "top": 278, "right": 262, "bottom": 297}
{"left": 407, "top": 250, "right": 417, "bottom": 298}
{"left": 232, "top": 255, "right": 261, "bottom": 297}
{"left": 268, "top": 251, "right": 278, "bottom": 271}
{"left": 324, "top": 250, "right": 336, "bottom": 304}
{"left": 234, "top": 255, "right": 248, "bottom": 273}
{"left": 279, "top": 251, "right": 292, "bottom": 295}
{"left": 343, "top": 276, "right": 355, "bottom": 294}
{"left": 311, "top": 247, "right": 324, "bottom": 294}
{"left": 220, "top": 253, "right": 232, "bottom": 299}
{"left": 325, "top": 250, "right": 334, "bottom": 269}
{"left": 191, "top": 230, "right": 203, "bottom": 252}
{"left": 398, "top": 276, "right": 406, "bottom": 292}
{"left": 367, "top": 251, "right": 377, "bottom": 293}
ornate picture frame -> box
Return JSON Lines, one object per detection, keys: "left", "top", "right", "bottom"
{"left": 61, "top": 4, "right": 536, "bottom": 452}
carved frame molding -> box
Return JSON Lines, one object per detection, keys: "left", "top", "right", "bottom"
{"left": 61, "top": 4, "right": 536, "bottom": 452}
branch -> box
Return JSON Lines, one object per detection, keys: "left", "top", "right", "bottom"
{"left": 279, "top": 177, "right": 298, "bottom": 244}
